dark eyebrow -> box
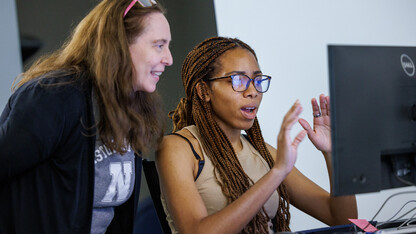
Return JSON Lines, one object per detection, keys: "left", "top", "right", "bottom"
{"left": 224, "top": 70, "right": 263, "bottom": 76}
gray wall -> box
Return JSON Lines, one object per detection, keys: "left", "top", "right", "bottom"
{"left": 16, "top": 0, "right": 97, "bottom": 68}
{"left": 0, "top": 0, "right": 22, "bottom": 109}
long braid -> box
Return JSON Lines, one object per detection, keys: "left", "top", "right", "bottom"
{"left": 169, "top": 37, "right": 291, "bottom": 233}
{"left": 246, "top": 119, "right": 291, "bottom": 232}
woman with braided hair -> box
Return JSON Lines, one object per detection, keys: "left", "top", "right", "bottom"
{"left": 156, "top": 36, "right": 357, "bottom": 233}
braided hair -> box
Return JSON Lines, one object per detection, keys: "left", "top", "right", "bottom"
{"left": 169, "top": 37, "right": 291, "bottom": 233}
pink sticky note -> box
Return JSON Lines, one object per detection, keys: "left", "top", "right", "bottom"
{"left": 349, "top": 219, "right": 378, "bottom": 232}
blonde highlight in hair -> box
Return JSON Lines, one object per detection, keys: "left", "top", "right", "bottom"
{"left": 169, "top": 37, "right": 291, "bottom": 232}
{"left": 15, "top": 0, "right": 167, "bottom": 155}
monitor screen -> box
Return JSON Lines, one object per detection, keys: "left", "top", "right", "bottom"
{"left": 328, "top": 45, "right": 416, "bottom": 196}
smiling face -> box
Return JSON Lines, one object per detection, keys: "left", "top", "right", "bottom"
{"left": 204, "top": 47, "right": 263, "bottom": 135}
{"left": 129, "top": 12, "right": 173, "bottom": 93}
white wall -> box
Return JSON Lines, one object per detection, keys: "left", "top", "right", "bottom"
{"left": 0, "top": 0, "right": 22, "bottom": 108}
{"left": 214, "top": 0, "right": 416, "bottom": 231}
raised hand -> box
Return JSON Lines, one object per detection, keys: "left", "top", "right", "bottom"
{"left": 298, "top": 94, "right": 332, "bottom": 153}
{"left": 275, "top": 100, "right": 307, "bottom": 174}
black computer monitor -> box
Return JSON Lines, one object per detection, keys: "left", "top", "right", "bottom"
{"left": 328, "top": 45, "right": 416, "bottom": 196}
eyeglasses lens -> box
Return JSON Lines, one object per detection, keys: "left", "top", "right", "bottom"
{"left": 231, "top": 75, "right": 270, "bottom": 93}
{"left": 231, "top": 76, "right": 244, "bottom": 91}
{"left": 254, "top": 76, "right": 270, "bottom": 93}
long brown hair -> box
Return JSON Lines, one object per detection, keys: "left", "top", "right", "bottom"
{"left": 15, "top": 0, "right": 167, "bottom": 155}
{"left": 169, "top": 37, "right": 291, "bottom": 233}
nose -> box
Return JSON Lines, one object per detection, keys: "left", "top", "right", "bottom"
{"left": 243, "top": 80, "right": 258, "bottom": 98}
{"left": 162, "top": 47, "right": 173, "bottom": 66}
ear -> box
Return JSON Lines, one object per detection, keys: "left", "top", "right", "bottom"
{"left": 195, "top": 82, "right": 211, "bottom": 102}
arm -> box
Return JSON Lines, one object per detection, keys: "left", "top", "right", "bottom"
{"left": 283, "top": 166, "right": 357, "bottom": 226}
{"left": 293, "top": 94, "right": 357, "bottom": 225}
{"left": 156, "top": 101, "right": 306, "bottom": 234}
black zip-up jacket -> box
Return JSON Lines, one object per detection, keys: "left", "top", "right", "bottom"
{"left": 0, "top": 74, "right": 142, "bottom": 234}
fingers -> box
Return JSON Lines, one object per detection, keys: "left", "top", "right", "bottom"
{"left": 311, "top": 94, "right": 330, "bottom": 118}
{"left": 325, "top": 95, "right": 330, "bottom": 116}
{"left": 281, "top": 100, "right": 303, "bottom": 131}
{"left": 311, "top": 98, "right": 321, "bottom": 118}
{"left": 319, "top": 94, "right": 329, "bottom": 117}
{"left": 292, "top": 130, "right": 307, "bottom": 148}
{"left": 298, "top": 118, "right": 313, "bottom": 135}
{"left": 278, "top": 100, "right": 302, "bottom": 142}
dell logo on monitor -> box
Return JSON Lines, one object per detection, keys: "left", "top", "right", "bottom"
{"left": 400, "top": 54, "right": 415, "bottom": 77}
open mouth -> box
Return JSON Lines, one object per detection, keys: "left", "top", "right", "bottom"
{"left": 241, "top": 106, "right": 256, "bottom": 113}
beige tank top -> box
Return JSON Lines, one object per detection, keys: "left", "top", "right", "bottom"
{"left": 161, "top": 125, "right": 279, "bottom": 233}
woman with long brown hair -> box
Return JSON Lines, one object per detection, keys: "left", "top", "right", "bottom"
{"left": 0, "top": 0, "right": 172, "bottom": 233}
{"left": 156, "top": 37, "right": 357, "bottom": 233}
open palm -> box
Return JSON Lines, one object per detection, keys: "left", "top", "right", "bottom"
{"left": 298, "top": 94, "right": 332, "bottom": 153}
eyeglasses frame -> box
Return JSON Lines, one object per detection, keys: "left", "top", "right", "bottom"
{"left": 204, "top": 74, "right": 272, "bottom": 93}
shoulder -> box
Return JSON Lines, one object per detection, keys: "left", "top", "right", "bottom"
{"left": 156, "top": 128, "right": 201, "bottom": 168}
{"left": 12, "top": 73, "right": 91, "bottom": 111}
{"left": 39, "top": 73, "right": 91, "bottom": 102}
{"left": 4, "top": 74, "right": 93, "bottom": 134}
{"left": 156, "top": 129, "right": 200, "bottom": 185}
{"left": 158, "top": 128, "right": 198, "bottom": 155}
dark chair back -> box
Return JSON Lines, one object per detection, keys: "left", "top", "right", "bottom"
{"left": 142, "top": 159, "right": 171, "bottom": 234}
